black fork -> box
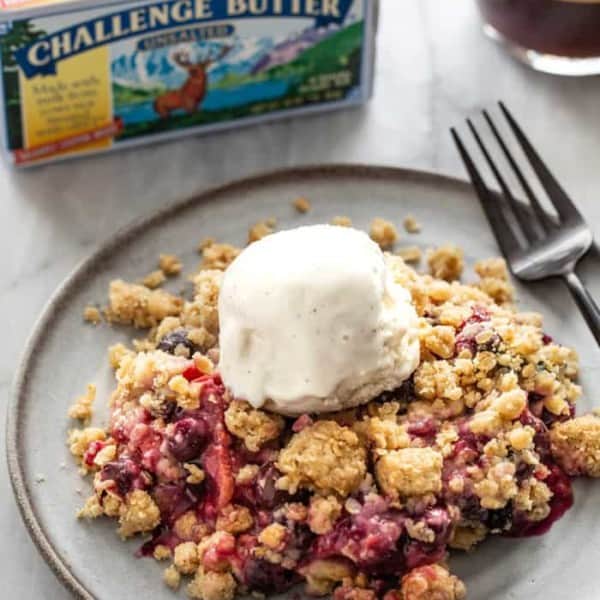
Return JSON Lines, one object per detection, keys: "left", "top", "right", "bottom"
{"left": 452, "top": 102, "right": 600, "bottom": 345}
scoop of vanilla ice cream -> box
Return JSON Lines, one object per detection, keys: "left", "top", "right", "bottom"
{"left": 218, "top": 224, "right": 420, "bottom": 416}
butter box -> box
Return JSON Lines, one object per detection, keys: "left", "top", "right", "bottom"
{"left": 0, "top": 0, "right": 377, "bottom": 165}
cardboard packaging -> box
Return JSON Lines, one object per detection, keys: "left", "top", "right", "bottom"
{"left": 0, "top": 0, "right": 378, "bottom": 165}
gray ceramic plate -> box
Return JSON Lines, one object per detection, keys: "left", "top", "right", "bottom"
{"left": 7, "top": 165, "right": 600, "bottom": 600}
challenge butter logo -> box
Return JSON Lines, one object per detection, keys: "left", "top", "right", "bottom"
{"left": 15, "top": 0, "right": 353, "bottom": 78}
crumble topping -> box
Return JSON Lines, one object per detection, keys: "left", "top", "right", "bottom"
{"left": 224, "top": 399, "right": 284, "bottom": 452}
{"left": 293, "top": 196, "right": 311, "bottom": 213}
{"left": 200, "top": 241, "right": 241, "bottom": 271}
{"left": 375, "top": 448, "right": 443, "bottom": 500}
{"left": 300, "top": 559, "right": 354, "bottom": 596}
{"left": 174, "top": 511, "right": 210, "bottom": 542}
{"left": 331, "top": 216, "right": 353, "bottom": 227}
{"left": 83, "top": 306, "right": 102, "bottom": 324}
{"left": 308, "top": 495, "right": 343, "bottom": 534}
{"left": 184, "top": 463, "right": 206, "bottom": 485}
{"left": 551, "top": 415, "right": 600, "bottom": 476}
{"left": 449, "top": 524, "right": 487, "bottom": 551}
{"left": 141, "top": 270, "right": 166, "bottom": 289}
{"left": 215, "top": 504, "right": 254, "bottom": 534}
{"left": 108, "top": 343, "right": 133, "bottom": 369}
{"left": 68, "top": 384, "right": 96, "bottom": 423}
{"left": 117, "top": 490, "right": 161, "bottom": 538}
{"left": 403, "top": 216, "right": 421, "bottom": 234}
{"left": 163, "top": 564, "right": 181, "bottom": 589}
{"left": 174, "top": 541, "right": 200, "bottom": 574}
{"left": 106, "top": 280, "right": 183, "bottom": 328}
{"left": 159, "top": 253, "right": 183, "bottom": 276}
{"left": 400, "top": 564, "right": 466, "bottom": 600}
{"left": 248, "top": 218, "right": 276, "bottom": 243}
{"left": 187, "top": 568, "right": 236, "bottom": 600}
{"left": 276, "top": 420, "right": 367, "bottom": 496}
{"left": 474, "top": 258, "right": 514, "bottom": 305}
{"left": 427, "top": 245, "right": 464, "bottom": 282}
{"left": 370, "top": 218, "right": 398, "bottom": 249}
{"left": 153, "top": 545, "right": 172, "bottom": 560}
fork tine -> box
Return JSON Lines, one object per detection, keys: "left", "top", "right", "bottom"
{"left": 466, "top": 118, "right": 538, "bottom": 243}
{"left": 451, "top": 128, "right": 521, "bottom": 260}
{"left": 482, "top": 109, "right": 553, "bottom": 232}
{"left": 498, "top": 101, "right": 584, "bottom": 224}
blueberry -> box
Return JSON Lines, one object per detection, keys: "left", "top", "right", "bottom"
{"left": 167, "top": 418, "right": 209, "bottom": 462}
{"left": 242, "top": 558, "right": 299, "bottom": 594}
{"left": 486, "top": 504, "right": 513, "bottom": 532}
{"left": 157, "top": 329, "right": 199, "bottom": 356}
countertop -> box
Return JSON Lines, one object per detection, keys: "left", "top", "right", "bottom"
{"left": 3, "top": 0, "right": 600, "bottom": 597}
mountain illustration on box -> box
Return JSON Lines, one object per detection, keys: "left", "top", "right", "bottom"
{"left": 112, "top": 20, "right": 364, "bottom": 138}
{"left": 111, "top": 24, "right": 341, "bottom": 101}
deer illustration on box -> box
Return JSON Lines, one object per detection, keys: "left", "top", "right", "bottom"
{"left": 154, "top": 45, "right": 231, "bottom": 118}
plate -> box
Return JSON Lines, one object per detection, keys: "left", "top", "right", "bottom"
{"left": 7, "top": 165, "right": 600, "bottom": 600}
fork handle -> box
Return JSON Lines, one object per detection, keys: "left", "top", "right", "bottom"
{"left": 563, "top": 271, "right": 600, "bottom": 346}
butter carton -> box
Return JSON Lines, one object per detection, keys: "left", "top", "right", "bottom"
{"left": 0, "top": 0, "right": 377, "bottom": 165}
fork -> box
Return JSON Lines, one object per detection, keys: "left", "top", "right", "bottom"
{"left": 451, "top": 102, "right": 600, "bottom": 345}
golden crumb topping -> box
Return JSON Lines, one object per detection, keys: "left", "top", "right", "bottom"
{"left": 293, "top": 197, "right": 312, "bottom": 213}
{"left": 331, "top": 216, "right": 352, "bottom": 227}
{"left": 216, "top": 504, "right": 254, "bottom": 535}
{"left": 184, "top": 463, "right": 205, "bottom": 485}
{"left": 200, "top": 241, "right": 241, "bottom": 271}
{"left": 163, "top": 565, "right": 181, "bottom": 590}
{"left": 117, "top": 490, "right": 161, "bottom": 538}
{"left": 77, "top": 495, "right": 104, "bottom": 520}
{"left": 403, "top": 216, "right": 421, "bottom": 234}
{"left": 68, "top": 383, "right": 96, "bottom": 423}
{"left": 300, "top": 559, "right": 354, "bottom": 596}
{"left": 173, "top": 541, "right": 199, "bottom": 574}
{"left": 173, "top": 511, "right": 209, "bottom": 542}
{"left": 248, "top": 218, "right": 276, "bottom": 244}
{"left": 187, "top": 569, "right": 236, "bottom": 600}
{"left": 449, "top": 524, "right": 488, "bottom": 551}
{"left": 474, "top": 257, "right": 509, "bottom": 280}
{"left": 400, "top": 564, "right": 466, "bottom": 600}
{"left": 375, "top": 447, "right": 443, "bottom": 500}
{"left": 153, "top": 545, "right": 172, "bottom": 561}
{"left": 427, "top": 245, "right": 464, "bottom": 281}
{"left": 141, "top": 270, "right": 166, "bottom": 289}
{"left": 308, "top": 495, "right": 343, "bottom": 534}
{"left": 258, "top": 522, "right": 287, "bottom": 549}
{"left": 106, "top": 280, "right": 183, "bottom": 328}
{"left": 83, "top": 306, "right": 102, "bottom": 324}
{"left": 370, "top": 217, "right": 398, "bottom": 249}
{"left": 108, "top": 343, "right": 134, "bottom": 369}
{"left": 276, "top": 420, "right": 367, "bottom": 497}
{"left": 224, "top": 399, "right": 284, "bottom": 452}
{"left": 178, "top": 270, "right": 223, "bottom": 351}
{"left": 551, "top": 415, "right": 600, "bottom": 477}
{"left": 159, "top": 253, "right": 183, "bottom": 276}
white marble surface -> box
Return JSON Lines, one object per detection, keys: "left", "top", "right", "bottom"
{"left": 3, "top": 0, "right": 600, "bottom": 597}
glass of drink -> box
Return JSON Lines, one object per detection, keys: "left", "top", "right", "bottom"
{"left": 477, "top": 0, "right": 600, "bottom": 75}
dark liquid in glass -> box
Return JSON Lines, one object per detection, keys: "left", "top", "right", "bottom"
{"left": 478, "top": 0, "right": 600, "bottom": 57}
